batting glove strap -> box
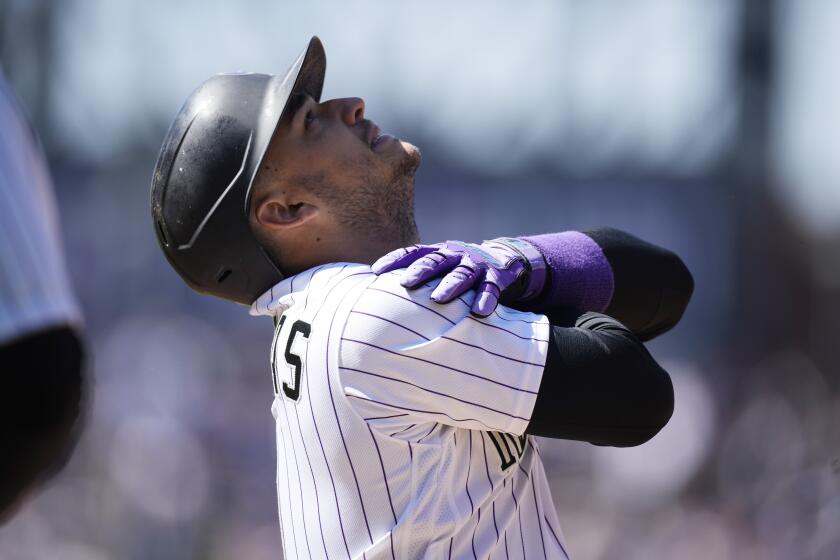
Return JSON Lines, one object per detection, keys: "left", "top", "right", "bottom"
{"left": 483, "top": 237, "right": 548, "bottom": 302}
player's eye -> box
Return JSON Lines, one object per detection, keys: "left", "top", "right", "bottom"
{"left": 304, "top": 110, "right": 316, "bottom": 129}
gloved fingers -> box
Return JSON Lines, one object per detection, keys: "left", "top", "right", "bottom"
{"left": 471, "top": 281, "right": 502, "bottom": 317}
{"left": 430, "top": 262, "right": 480, "bottom": 303}
{"left": 372, "top": 244, "right": 438, "bottom": 274}
{"left": 470, "top": 268, "right": 508, "bottom": 316}
{"left": 401, "top": 249, "right": 461, "bottom": 288}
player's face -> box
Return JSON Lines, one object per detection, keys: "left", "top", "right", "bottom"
{"left": 288, "top": 93, "right": 420, "bottom": 175}
{"left": 262, "top": 93, "right": 421, "bottom": 246}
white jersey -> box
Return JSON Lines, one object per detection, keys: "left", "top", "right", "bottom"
{"left": 251, "top": 263, "right": 570, "bottom": 559}
{"left": 0, "top": 72, "right": 81, "bottom": 345}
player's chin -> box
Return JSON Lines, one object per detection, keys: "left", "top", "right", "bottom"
{"left": 375, "top": 138, "right": 421, "bottom": 179}
{"left": 397, "top": 140, "right": 421, "bottom": 174}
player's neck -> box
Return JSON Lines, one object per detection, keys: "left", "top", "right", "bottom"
{"left": 283, "top": 230, "right": 419, "bottom": 275}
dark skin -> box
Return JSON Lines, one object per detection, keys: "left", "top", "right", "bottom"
{"left": 250, "top": 94, "right": 421, "bottom": 276}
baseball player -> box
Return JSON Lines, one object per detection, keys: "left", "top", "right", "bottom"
{"left": 152, "top": 37, "right": 692, "bottom": 559}
{"left": 0, "top": 70, "right": 86, "bottom": 522}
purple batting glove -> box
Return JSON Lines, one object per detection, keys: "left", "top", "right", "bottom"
{"left": 372, "top": 238, "right": 547, "bottom": 317}
{"left": 371, "top": 244, "right": 441, "bottom": 275}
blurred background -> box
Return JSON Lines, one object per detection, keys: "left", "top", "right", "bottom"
{"left": 1, "top": 0, "right": 838, "bottom": 558}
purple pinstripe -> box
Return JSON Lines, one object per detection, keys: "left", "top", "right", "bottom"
{"left": 342, "top": 338, "right": 538, "bottom": 394}
{"left": 480, "top": 434, "right": 501, "bottom": 543}
{"left": 544, "top": 515, "right": 568, "bottom": 559}
{"left": 466, "top": 315, "right": 549, "bottom": 342}
{"left": 471, "top": 507, "right": 480, "bottom": 560}
{"left": 368, "top": 282, "right": 548, "bottom": 342}
{"left": 350, "top": 307, "right": 543, "bottom": 368}
{"left": 323, "top": 273, "right": 379, "bottom": 546}
{"left": 340, "top": 366, "right": 532, "bottom": 422}
{"left": 493, "top": 307, "right": 544, "bottom": 324}
{"left": 364, "top": 412, "right": 410, "bottom": 421}
{"left": 466, "top": 431, "right": 474, "bottom": 514}
{"left": 301, "top": 268, "right": 362, "bottom": 559}
{"left": 440, "top": 335, "right": 544, "bottom": 367}
{"left": 272, "top": 278, "right": 315, "bottom": 559}
{"left": 365, "top": 286, "right": 456, "bottom": 325}
{"left": 292, "top": 403, "right": 330, "bottom": 559}
{"left": 303, "top": 264, "right": 333, "bottom": 310}
{"left": 345, "top": 393, "right": 512, "bottom": 433}
{"left": 275, "top": 414, "right": 302, "bottom": 558}
{"left": 416, "top": 280, "right": 544, "bottom": 326}
{"left": 277, "top": 300, "right": 326, "bottom": 559}
{"left": 510, "top": 475, "right": 526, "bottom": 558}
{"left": 389, "top": 423, "right": 416, "bottom": 438}
{"left": 366, "top": 424, "right": 397, "bottom": 524}
{"left": 350, "top": 310, "right": 430, "bottom": 341}
{"left": 417, "top": 424, "right": 438, "bottom": 443}
{"left": 530, "top": 475, "right": 548, "bottom": 559}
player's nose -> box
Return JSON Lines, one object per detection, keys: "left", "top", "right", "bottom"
{"left": 328, "top": 97, "right": 365, "bottom": 127}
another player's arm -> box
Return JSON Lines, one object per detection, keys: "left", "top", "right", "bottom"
{"left": 527, "top": 309, "right": 673, "bottom": 447}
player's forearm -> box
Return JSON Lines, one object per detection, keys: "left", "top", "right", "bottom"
{"left": 526, "top": 311, "right": 674, "bottom": 447}
{"left": 520, "top": 228, "right": 694, "bottom": 341}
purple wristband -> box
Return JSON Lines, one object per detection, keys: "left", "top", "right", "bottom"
{"left": 521, "top": 231, "right": 614, "bottom": 312}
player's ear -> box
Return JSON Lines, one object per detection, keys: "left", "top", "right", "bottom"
{"left": 254, "top": 199, "right": 319, "bottom": 231}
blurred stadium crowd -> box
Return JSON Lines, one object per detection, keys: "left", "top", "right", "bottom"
{"left": 1, "top": 0, "right": 838, "bottom": 558}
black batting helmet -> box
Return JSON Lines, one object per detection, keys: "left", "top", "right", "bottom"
{"left": 151, "top": 37, "right": 326, "bottom": 305}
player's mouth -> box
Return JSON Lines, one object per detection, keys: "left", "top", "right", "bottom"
{"left": 365, "top": 121, "right": 395, "bottom": 152}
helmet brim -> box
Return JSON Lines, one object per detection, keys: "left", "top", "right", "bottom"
{"left": 246, "top": 36, "right": 326, "bottom": 212}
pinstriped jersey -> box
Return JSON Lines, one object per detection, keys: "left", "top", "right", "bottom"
{"left": 250, "top": 263, "right": 570, "bottom": 559}
{"left": 0, "top": 72, "right": 81, "bottom": 345}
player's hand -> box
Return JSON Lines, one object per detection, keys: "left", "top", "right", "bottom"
{"left": 371, "top": 239, "right": 547, "bottom": 317}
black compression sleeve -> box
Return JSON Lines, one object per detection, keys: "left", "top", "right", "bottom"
{"left": 581, "top": 227, "right": 694, "bottom": 341}
{"left": 526, "top": 311, "right": 674, "bottom": 447}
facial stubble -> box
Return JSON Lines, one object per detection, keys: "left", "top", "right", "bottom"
{"left": 317, "top": 145, "right": 421, "bottom": 249}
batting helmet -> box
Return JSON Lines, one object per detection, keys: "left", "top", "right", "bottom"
{"left": 151, "top": 37, "right": 326, "bottom": 305}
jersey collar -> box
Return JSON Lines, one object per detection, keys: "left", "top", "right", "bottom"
{"left": 249, "top": 262, "right": 356, "bottom": 317}
{"left": 249, "top": 274, "right": 295, "bottom": 317}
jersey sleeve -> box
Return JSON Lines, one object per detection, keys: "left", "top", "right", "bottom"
{"left": 338, "top": 272, "right": 550, "bottom": 438}
{"left": 0, "top": 73, "right": 81, "bottom": 345}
